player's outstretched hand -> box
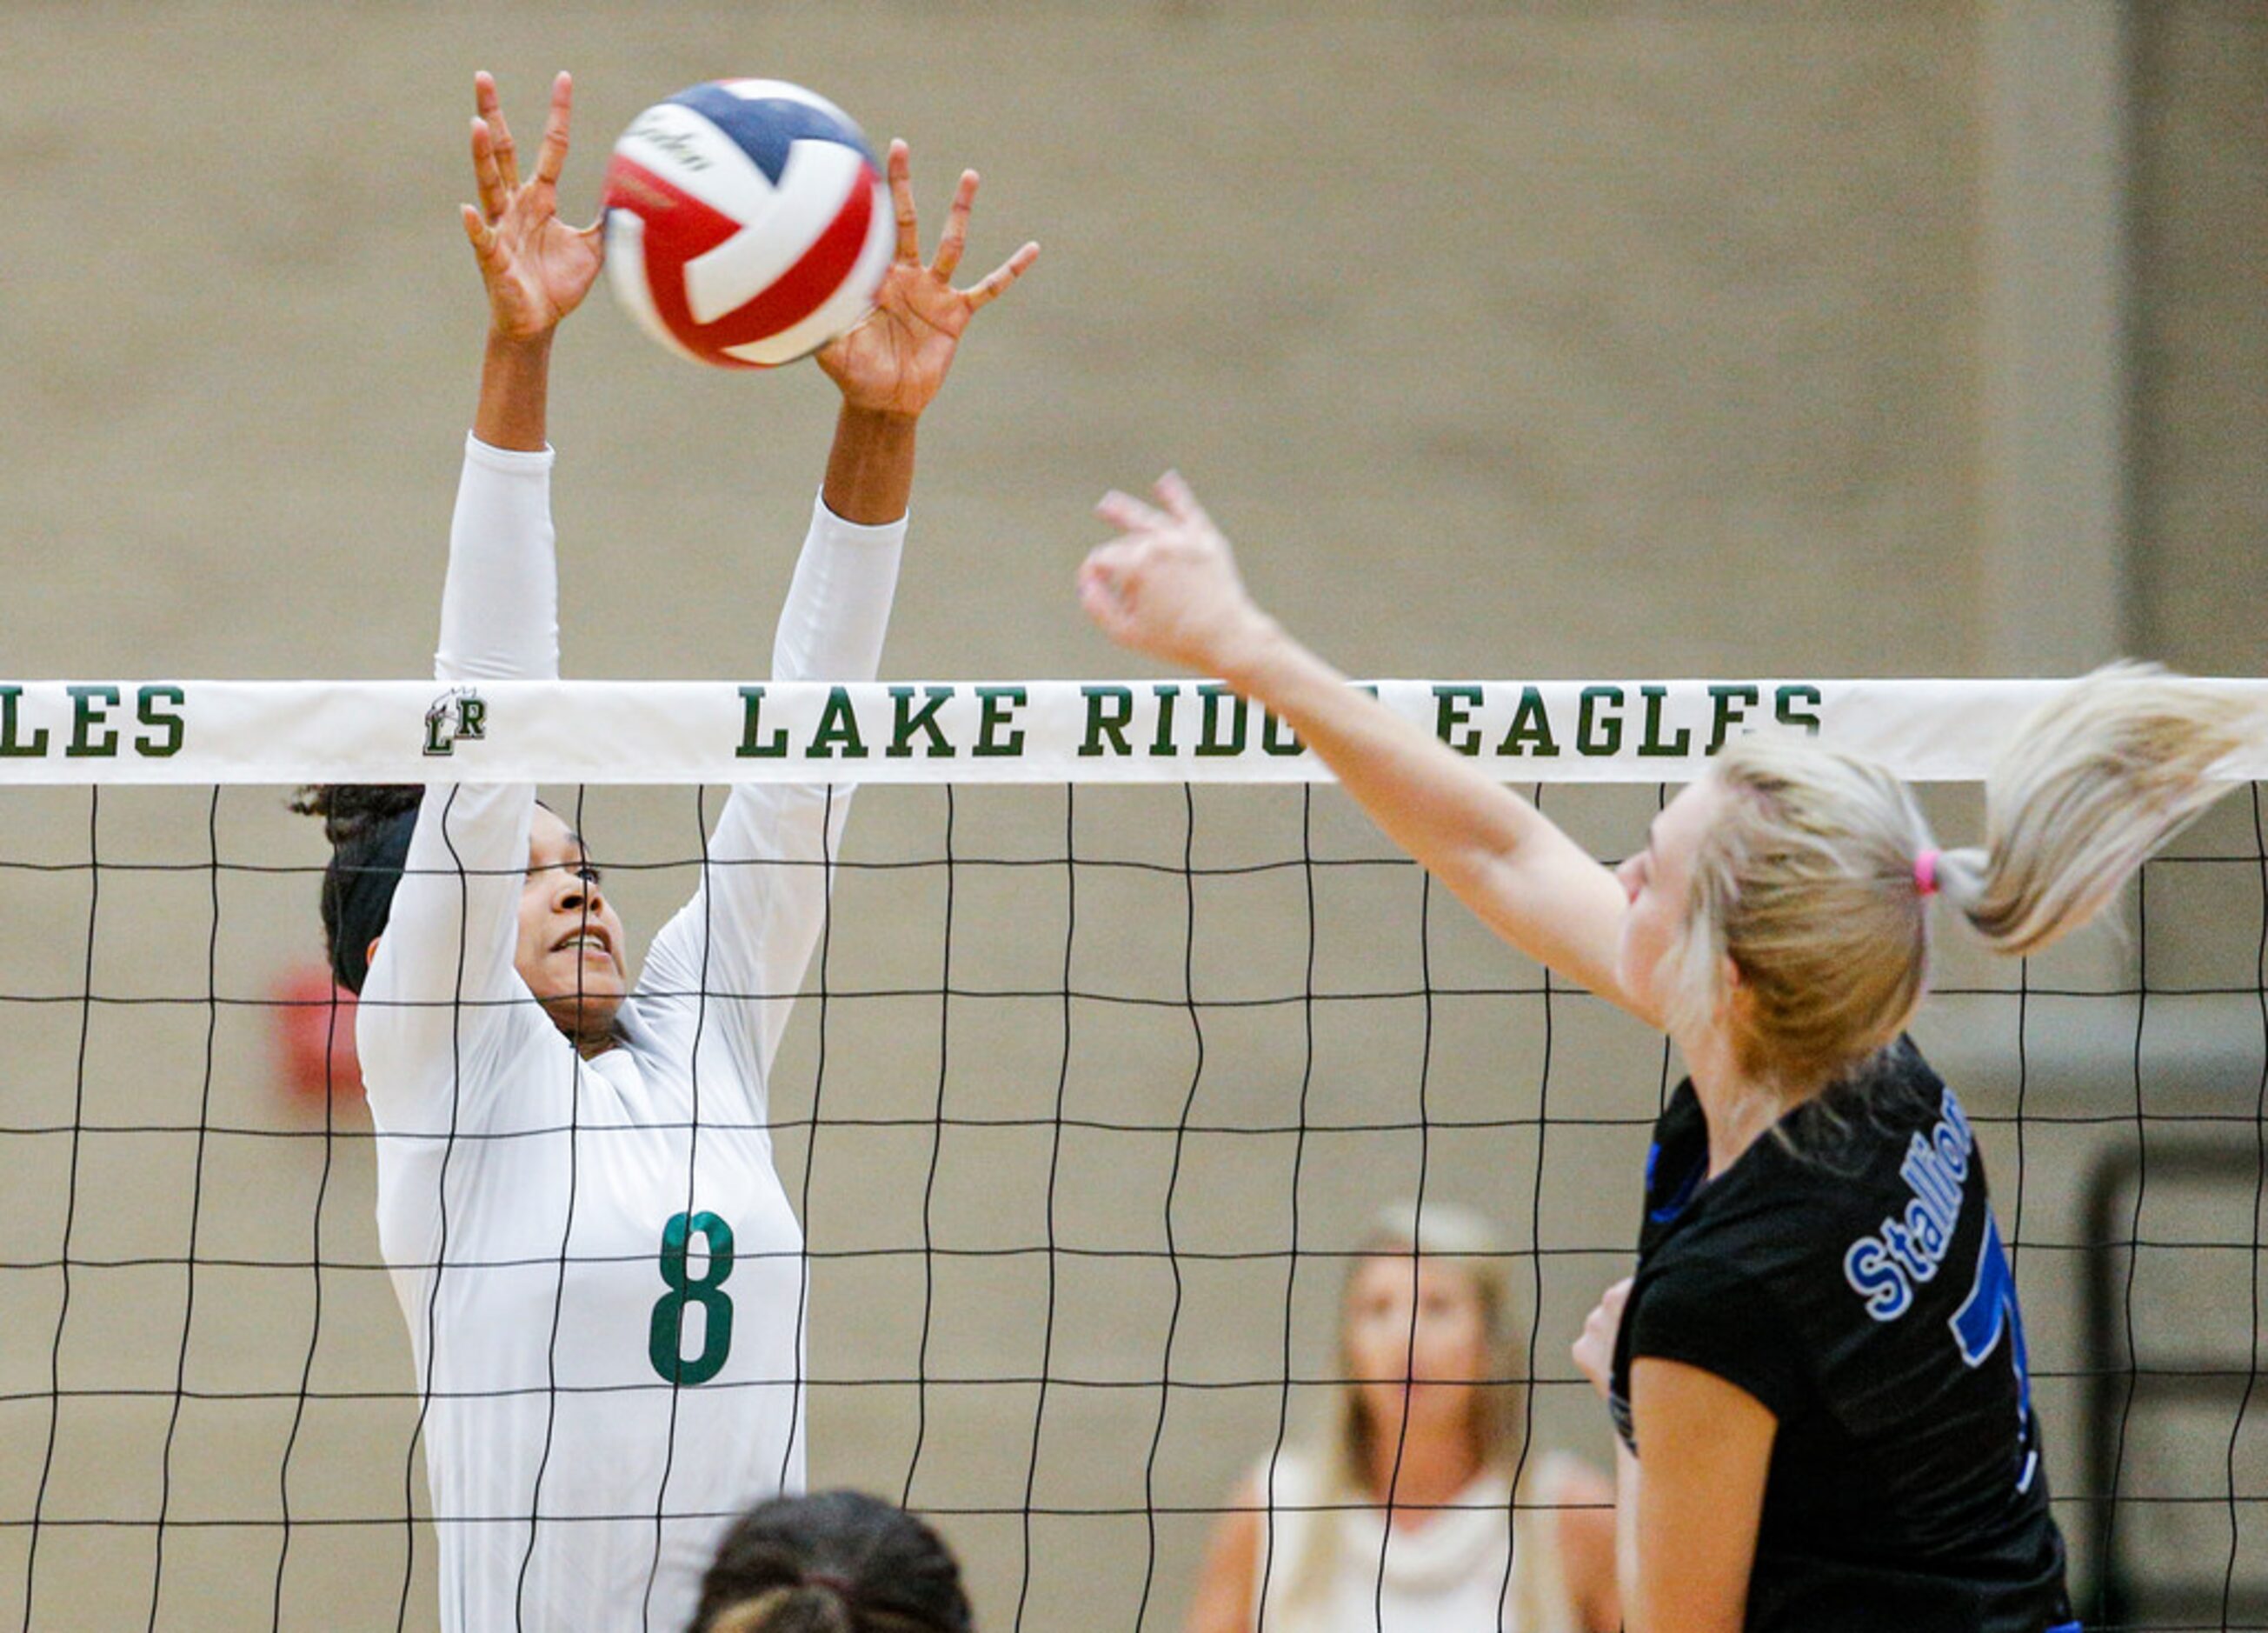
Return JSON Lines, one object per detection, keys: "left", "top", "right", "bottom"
{"left": 461, "top": 70, "right": 604, "bottom": 343}
{"left": 1571, "top": 1276, "right": 1633, "bottom": 1403}
{"left": 816, "top": 140, "right": 1040, "bottom": 418}
{"left": 1080, "top": 473, "right": 1275, "bottom": 677}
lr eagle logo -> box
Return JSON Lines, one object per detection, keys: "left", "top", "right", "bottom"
{"left": 423, "top": 687, "right": 489, "bottom": 757}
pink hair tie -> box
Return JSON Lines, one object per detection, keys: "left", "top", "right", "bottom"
{"left": 1913, "top": 849, "right": 1941, "bottom": 898}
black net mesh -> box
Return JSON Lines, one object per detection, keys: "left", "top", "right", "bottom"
{"left": 3, "top": 777, "right": 2265, "bottom": 1630}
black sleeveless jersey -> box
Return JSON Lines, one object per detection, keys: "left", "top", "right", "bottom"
{"left": 1607, "top": 1039, "right": 2078, "bottom": 1632}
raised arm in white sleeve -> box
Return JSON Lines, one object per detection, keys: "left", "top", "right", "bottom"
{"left": 634, "top": 494, "right": 904, "bottom": 1107}
{"left": 357, "top": 436, "right": 562, "bottom": 1127}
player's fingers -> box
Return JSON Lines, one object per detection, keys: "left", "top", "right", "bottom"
{"left": 886, "top": 139, "right": 920, "bottom": 263}
{"left": 482, "top": 80, "right": 521, "bottom": 194}
{"left": 1153, "top": 470, "right": 1214, "bottom": 531}
{"left": 470, "top": 119, "right": 510, "bottom": 222}
{"left": 961, "top": 241, "right": 1039, "bottom": 312}
{"left": 460, "top": 203, "right": 500, "bottom": 264}
{"left": 1095, "top": 488, "right": 1168, "bottom": 535}
{"left": 930, "top": 169, "right": 979, "bottom": 280}
{"left": 533, "top": 71, "right": 574, "bottom": 189}
{"left": 1077, "top": 548, "right": 1140, "bottom": 623}
{"left": 1077, "top": 569, "right": 1127, "bottom": 637}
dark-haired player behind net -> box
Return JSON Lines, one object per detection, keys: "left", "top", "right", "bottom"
{"left": 293, "top": 72, "right": 1034, "bottom": 1633}
{"left": 1078, "top": 473, "right": 2263, "bottom": 1632}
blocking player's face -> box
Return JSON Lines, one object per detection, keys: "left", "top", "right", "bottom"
{"left": 1341, "top": 1254, "right": 1492, "bottom": 1443}
{"left": 1613, "top": 776, "right": 1726, "bottom": 1024}
{"left": 516, "top": 804, "right": 629, "bottom": 1050}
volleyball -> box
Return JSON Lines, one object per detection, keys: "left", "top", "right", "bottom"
{"left": 600, "top": 80, "right": 894, "bottom": 369}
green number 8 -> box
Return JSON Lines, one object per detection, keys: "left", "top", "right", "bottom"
{"left": 648, "top": 1210, "right": 735, "bottom": 1385}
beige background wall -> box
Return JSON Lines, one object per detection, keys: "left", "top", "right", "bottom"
{"left": 2134, "top": 2, "right": 2268, "bottom": 674}
{"left": 0, "top": 3, "right": 2262, "bottom": 1630}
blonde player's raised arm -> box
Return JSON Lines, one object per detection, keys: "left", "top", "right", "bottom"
{"left": 1078, "top": 475, "right": 1648, "bottom": 1025}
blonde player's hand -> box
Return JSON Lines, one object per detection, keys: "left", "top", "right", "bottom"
{"left": 461, "top": 70, "right": 604, "bottom": 343}
{"left": 1081, "top": 473, "right": 1275, "bottom": 677}
{"left": 1571, "top": 1276, "right": 1633, "bottom": 1402}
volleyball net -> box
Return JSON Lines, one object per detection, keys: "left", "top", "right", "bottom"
{"left": 3, "top": 677, "right": 2266, "bottom": 1631}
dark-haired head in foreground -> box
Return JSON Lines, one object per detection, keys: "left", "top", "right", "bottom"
{"left": 689, "top": 1490, "right": 974, "bottom": 1633}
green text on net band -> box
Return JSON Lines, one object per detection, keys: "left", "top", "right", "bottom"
{"left": 0, "top": 677, "right": 2261, "bottom": 786}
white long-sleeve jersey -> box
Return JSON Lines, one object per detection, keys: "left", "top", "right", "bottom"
{"left": 358, "top": 436, "right": 901, "bottom": 1633}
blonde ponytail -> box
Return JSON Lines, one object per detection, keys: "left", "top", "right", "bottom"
{"left": 1678, "top": 664, "right": 2260, "bottom": 1098}
{"left": 1947, "top": 664, "right": 2259, "bottom": 956}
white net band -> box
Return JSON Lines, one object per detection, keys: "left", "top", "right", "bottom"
{"left": 4, "top": 676, "right": 2264, "bottom": 785}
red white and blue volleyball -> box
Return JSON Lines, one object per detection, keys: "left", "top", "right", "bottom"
{"left": 601, "top": 80, "right": 892, "bottom": 369}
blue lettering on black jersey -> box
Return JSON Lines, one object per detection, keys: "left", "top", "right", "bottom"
{"left": 1646, "top": 1137, "right": 1706, "bottom": 1224}
{"left": 1841, "top": 1086, "right": 1974, "bottom": 1320}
